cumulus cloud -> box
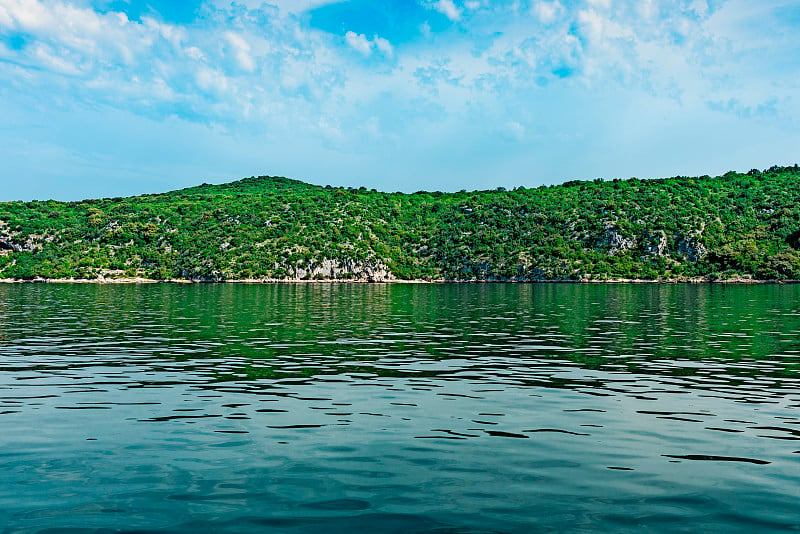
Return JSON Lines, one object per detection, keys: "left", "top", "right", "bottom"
{"left": 434, "top": 0, "right": 462, "bottom": 21}
{"left": 1, "top": 0, "right": 792, "bottom": 130}
{"left": 638, "top": 0, "right": 657, "bottom": 19}
{"left": 215, "top": 0, "right": 344, "bottom": 14}
{"left": 226, "top": 32, "right": 256, "bottom": 72}
{"left": 534, "top": 1, "right": 564, "bottom": 24}
{"left": 0, "top": 6, "right": 12, "bottom": 27}
{"left": 576, "top": 8, "right": 635, "bottom": 55}
{"left": 185, "top": 46, "right": 205, "bottom": 61}
{"left": 32, "top": 42, "right": 83, "bottom": 76}
{"left": 0, "top": 0, "right": 148, "bottom": 68}
{"left": 586, "top": 0, "right": 611, "bottom": 9}
{"left": 374, "top": 36, "right": 394, "bottom": 57}
{"left": 1, "top": 0, "right": 798, "bottom": 197}
{"left": 344, "top": 31, "right": 394, "bottom": 57}
{"left": 345, "top": 31, "right": 373, "bottom": 56}
{"left": 195, "top": 67, "right": 229, "bottom": 94}
{"left": 0, "top": 0, "right": 736, "bottom": 123}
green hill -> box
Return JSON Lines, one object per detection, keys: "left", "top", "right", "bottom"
{"left": 1, "top": 166, "right": 799, "bottom": 281}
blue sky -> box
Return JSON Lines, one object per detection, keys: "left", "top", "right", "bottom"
{"left": 0, "top": 0, "right": 798, "bottom": 200}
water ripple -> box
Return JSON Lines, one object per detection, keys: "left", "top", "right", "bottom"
{"left": 1, "top": 284, "right": 799, "bottom": 533}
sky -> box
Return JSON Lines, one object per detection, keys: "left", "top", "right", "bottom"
{"left": 0, "top": 0, "right": 799, "bottom": 200}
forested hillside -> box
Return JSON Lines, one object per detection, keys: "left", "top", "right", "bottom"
{"left": 1, "top": 166, "right": 799, "bottom": 281}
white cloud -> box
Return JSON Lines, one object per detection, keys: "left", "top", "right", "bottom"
{"left": 638, "top": 0, "right": 656, "bottom": 19}
{"left": 185, "top": 46, "right": 205, "bottom": 61}
{"left": 226, "top": 32, "right": 256, "bottom": 72}
{"left": 434, "top": 0, "right": 462, "bottom": 21}
{"left": 344, "top": 32, "right": 393, "bottom": 58}
{"left": 33, "top": 43, "right": 82, "bottom": 76}
{"left": 577, "top": 8, "right": 633, "bottom": 44}
{"left": 374, "top": 36, "right": 394, "bottom": 57}
{"left": 0, "top": 0, "right": 49, "bottom": 31}
{"left": 2, "top": 0, "right": 798, "bottom": 199}
{"left": 0, "top": 0, "right": 172, "bottom": 72}
{"left": 195, "top": 67, "right": 229, "bottom": 94}
{"left": 534, "top": 1, "right": 563, "bottom": 24}
{"left": 690, "top": 0, "right": 709, "bottom": 17}
{"left": 345, "top": 31, "right": 373, "bottom": 56}
{"left": 0, "top": 5, "right": 13, "bottom": 27}
{"left": 214, "top": 0, "right": 344, "bottom": 14}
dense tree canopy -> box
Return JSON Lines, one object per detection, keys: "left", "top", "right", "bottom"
{"left": 1, "top": 166, "right": 799, "bottom": 281}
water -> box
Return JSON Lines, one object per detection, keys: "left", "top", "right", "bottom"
{"left": 0, "top": 283, "right": 799, "bottom": 533}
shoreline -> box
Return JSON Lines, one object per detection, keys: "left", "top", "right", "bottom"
{"left": 1, "top": 277, "right": 798, "bottom": 285}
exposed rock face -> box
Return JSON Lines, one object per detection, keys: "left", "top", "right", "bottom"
{"left": 180, "top": 269, "right": 226, "bottom": 282}
{"left": 0, "top": 236, "right": 29, "bottom": 253}
{"left": 176, "top": 258, "right": 394, "bottom": 282}
{"left": 676, "top": 233, "right": 708, "bottom": 262}
{"left": 0, "top": 239, "right": 18, "bottom": 252}
{"left": 293, "top": 259, "right": 394, "bottom": 281}
{"left": 643, "top": 230, "right": 668, "bottom": 257}
{"left": 601, "top": 225, "right": 636, "bottom": 255}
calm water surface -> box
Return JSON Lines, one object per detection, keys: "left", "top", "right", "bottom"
{"left": 0, "top": 284, "right": 799, "bottom": 533}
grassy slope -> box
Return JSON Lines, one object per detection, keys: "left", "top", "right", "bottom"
{"left": 1, "top": 166, "right": 799, "bottom": 281}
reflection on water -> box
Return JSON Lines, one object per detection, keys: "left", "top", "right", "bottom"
{"left": 0, "top": 283, "right": 799, "bottom": 533}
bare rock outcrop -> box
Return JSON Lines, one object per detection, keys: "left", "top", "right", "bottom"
{"left": 643, "top": 230, "right": 668, "bottom": 257}
{"left": 291, "top": 259, "right": 394, "bottom": 281}
{"left": 600, "top": 225, "right": 636, "bottom": 255}
{"left": 0, "top": 235, "right": 33, "bottom": 254}
{"left": 0, "top": 238, "right": 19, "bottom": 252}
{"left": 676, "top": 232, "right": 708, "bottom": 262}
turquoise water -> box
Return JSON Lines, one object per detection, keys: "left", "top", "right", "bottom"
{"left": 0, "top": 284, "right": 799, "bottom": 533}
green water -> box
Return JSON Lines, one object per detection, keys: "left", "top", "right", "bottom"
{"left": 0, "top": 284, "right": 798, "bottom": 532}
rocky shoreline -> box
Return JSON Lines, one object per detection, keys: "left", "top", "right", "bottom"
{"left": 1, "top": 277, "right": 797, "bottom": 284}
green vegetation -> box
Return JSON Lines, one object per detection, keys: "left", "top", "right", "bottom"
{"left": 1, "top": 166, "right": 799, "bottom": 281}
